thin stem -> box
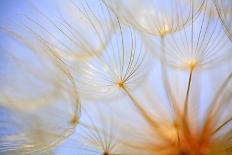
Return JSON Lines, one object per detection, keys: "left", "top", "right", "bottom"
{"left": 182, "top": 69, "right": 193, "bottom": 136}
{"left": 160, "top": 36, "right": 179, "bottom": 117}
{"left": 184, "top": 69, "right": 193, "bottom": 118}
{"left": 122, "top": 86, "right": 157, "bottom": 128}
{"left": 122, "top": 86, "right": 173, "bottom": 142}
{"left": 210, "top": 116, "right": 232, "bottom": 136}
{"left": 160, "top": 36, "right": 184, "bottom": 145}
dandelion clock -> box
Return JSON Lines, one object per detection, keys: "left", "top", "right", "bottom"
{"left": 18, "top": 0, "right": 116, "bottom": 62}
{"left": 73, "top": 23, "right": 151, "bottom": 100}
{"left": 0, "top": 26, "right": 81, "bottom": 154}
{"left": 103, "top": 0, "right": 205, "bottom": 36}
{"left": 54, "top": 104, "right": 133, "bottom": 155}
{"left": 214, "top": 0, "right": 232, "bottom": 41}
{"left": 143, "top": 1, "right": 232, "bottom": 71}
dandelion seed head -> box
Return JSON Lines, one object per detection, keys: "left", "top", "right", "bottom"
{"left": 55, "top": 104, "right": 131, "bottom": 155}
{"left": 103, "top": 0, "right": 205, "bottom": 36}
{"left": 143, "top": 1, "right": 232, "bottom": 71}
{"left": 16, "top": 0, "right": 117, "bottom": 63}
{"left": 74, "top": 27, "right": 151, "bottom": 100}
{"left": 0, "top": 13, "right": 81, "bottom": 153}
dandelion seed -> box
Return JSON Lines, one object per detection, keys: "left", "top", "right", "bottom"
{"left": 54, "top": 104, "right": 130, "bottom": 155}
{"left": 0, "top": 26, "right": 80, "bottom": 112}
{"left": 214, "top": 0, "right": 232, "bottom": 42}
{"left": 103, "top": 0, "right": 206, "bottom": 120}
{"left": 74, "top": 21, "right": 151, "bottom": 99}
{"left": 103, "top": 0, "right": 205, "bottom": 36}
{"left": 17, "top": 0, "right": 116, "bottom": 62}
{"left": 0, "top": 104, "right": 79, "bottom": 155}
{"left": 143, "top": 1, "right": 232, "bottom": 70}
{"left": 0, "top": 22, "right": 81, "bottom": 154}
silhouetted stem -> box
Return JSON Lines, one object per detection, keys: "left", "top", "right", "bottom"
{"left": 160, "top": 36, "right": 183, "bottom": 144}
{"left": 122, "top": 86, "right": 173, "bottom": 142}
{"left": 182, "top": 69, "right": 193, "bottom": 136}
{"left": 122, "top": 87, "right": 157, "bottom": 128}
{"left": 160, "top": 36, "right": 179, "bottom": 117}
{"left": 184, "top": 69, "right": 193, "bottom": 118}
{"left": 210, "top": 116, "right": 232, "bottom": 136}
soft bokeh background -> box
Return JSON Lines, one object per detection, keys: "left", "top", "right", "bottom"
{"left": 1, "top": 0, "right": 232, "bottom": 154}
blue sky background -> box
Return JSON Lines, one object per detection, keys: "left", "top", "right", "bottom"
{"left": 0, "top": 0, "right": 232, "bottom": 154}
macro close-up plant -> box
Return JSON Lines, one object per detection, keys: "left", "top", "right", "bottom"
{"left": 0, "top": 0, "right": 232, "bottom": 155}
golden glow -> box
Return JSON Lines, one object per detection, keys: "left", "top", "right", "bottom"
{"left": 159, "top": 23, "right": 171, "bottom": 36}
{"left": 185, "top": 58, "right": 198, "bottom": 70}
{"left": 117, "top": 80, "right": 125, "bottom": 88}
